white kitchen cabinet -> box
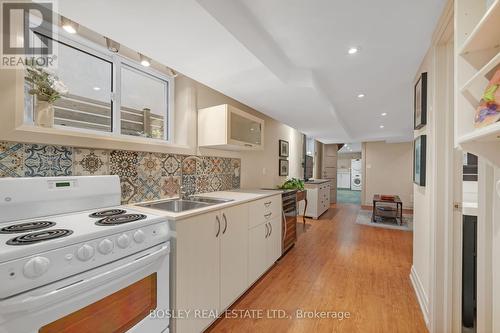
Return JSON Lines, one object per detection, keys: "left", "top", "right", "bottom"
{"left": 299, "top": 180, "right": 331, "bottom": 219}
{"left": 220, "top": 204, "right": 249, "bottom": 310}
{"left": 248, "top": 223, "right": 268, "bottom": 284}
{"left": 198, "top": 104, "right": 265, "bottom": 151}
{"left": 248, "top": 194, "right": 282, "bottom": 284}
{"left": 175, "top": 204, "right": 249, "bottom": 333}
{"left": 174, "top": 195, "right": 281, "bottom": 333}
{"left": 175, "top": 210, "right": 221, "bottom": 333}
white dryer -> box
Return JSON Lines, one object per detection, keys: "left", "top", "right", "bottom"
{"left": 351, "top": 159, "right": 362, "bottom": 191}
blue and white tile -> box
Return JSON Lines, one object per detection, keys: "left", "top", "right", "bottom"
{"left": 24, "top": 144, "right": 72, "bottom": 177}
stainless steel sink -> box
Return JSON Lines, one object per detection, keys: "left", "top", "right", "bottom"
{"left": 189, "top": 196, "right": 234, "bottom": 204}
{"left": 138, "top": 197, "right": 233, "bottom": 213}
{"left": 139, "top": 200, "right": 210, "bottom": 212}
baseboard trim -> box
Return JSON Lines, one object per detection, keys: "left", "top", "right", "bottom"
{"left": 410, "top": 265, "right": 430, "bottom": 328}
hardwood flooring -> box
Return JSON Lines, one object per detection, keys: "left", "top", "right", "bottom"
{"left": 206, "top": 204, "right": 427, "bottom": 333}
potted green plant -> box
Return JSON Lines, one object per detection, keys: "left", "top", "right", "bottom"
{"left": 277, "top": 177, "right": 305, "bottom": 190}
{"left": 25, "top": 66, "right": 68, "bottom": 128}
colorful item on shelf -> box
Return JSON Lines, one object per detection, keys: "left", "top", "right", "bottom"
{"left": 380, "top": 195, "right": 395, "bottom": 201}
{"left": 474, "top": 68, "right": 500, "bottom": 128}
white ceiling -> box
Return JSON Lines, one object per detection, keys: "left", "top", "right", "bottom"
{"left": 59, "top": 0, "right": 445, "bottom": 144}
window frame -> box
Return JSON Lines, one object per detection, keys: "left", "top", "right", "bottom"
{"left": 25, "top": 21, "right": 174, "bottom": 144}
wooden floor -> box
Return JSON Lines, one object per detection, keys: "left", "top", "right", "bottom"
{"left": 207, "top": 204, "right": 427, "bottom": 333}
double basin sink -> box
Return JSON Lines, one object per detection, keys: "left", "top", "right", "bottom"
{"left": 139, "top": 196, "right": 233, "bottom": 213}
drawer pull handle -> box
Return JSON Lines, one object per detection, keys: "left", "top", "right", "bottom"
{"left": 264, "top": 212, "right": 272, "bottom": 218}
{"left": 264, "top": 201, "right": 272, "bottom": 207}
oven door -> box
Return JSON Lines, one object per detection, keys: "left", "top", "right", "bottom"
{"left": 0, "top": 242, "right": 170, "bottom": 333}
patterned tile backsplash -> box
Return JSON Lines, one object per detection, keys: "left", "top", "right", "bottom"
{"left": 0, "top": 141, "right": 241, "bottom": 204}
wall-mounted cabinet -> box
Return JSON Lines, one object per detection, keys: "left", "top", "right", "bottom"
{"left": 455, "top": 0, "right": 500, "bottom": 167}
{"left": 198, "top": 104, "right": 264, "bottom": 151}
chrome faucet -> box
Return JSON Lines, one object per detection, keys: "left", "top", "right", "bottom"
{"left": 179, "top": 155, "right": 205, "bottom": 200}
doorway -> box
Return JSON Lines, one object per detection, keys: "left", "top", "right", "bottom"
{"left": 336, "top": 143, "right": 362, "bottom": 205}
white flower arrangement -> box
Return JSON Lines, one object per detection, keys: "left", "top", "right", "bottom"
{"left": 25, "top": 66, "right": 69, "bottom": 103}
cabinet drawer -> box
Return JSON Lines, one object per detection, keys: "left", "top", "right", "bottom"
{"left": 248, "top": 195, "right": 281, "bottom": 229}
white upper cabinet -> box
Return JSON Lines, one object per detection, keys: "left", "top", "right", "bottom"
{"left": 198, "top": 104, "right": 264, "bottom": 150}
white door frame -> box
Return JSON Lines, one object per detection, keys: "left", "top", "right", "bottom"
{"left": 428, "top": 3, "right": 458, "bottom": 332}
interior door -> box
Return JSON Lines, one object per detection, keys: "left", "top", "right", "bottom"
{"left": 176, "top": 211, "right": 221, "bottom": 333}
{"left": 248, "top": 223, "right": 268, "bottom": 284}
{"left": 220, "top": 205, "right": 249, "bottom": 310}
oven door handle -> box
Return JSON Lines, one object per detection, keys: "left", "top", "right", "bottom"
{"left": 0, "top": 244, "right": 169, "bottom": 313}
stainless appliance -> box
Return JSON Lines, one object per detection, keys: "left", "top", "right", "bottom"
{"left": 0, "top": 176, "right": 170, "bottom": 333}
{"left": 281, "top": 190, "right": 298, "bottom": 254}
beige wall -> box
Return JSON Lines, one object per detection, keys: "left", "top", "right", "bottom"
{"left": 185, "top": 75, "right": 304, "bottom": 188}
{"left": 337, "top": 152, "right": 361, "bottom": 169}
{"left": 362, "top": 141, "right": 413, "bottom": 209}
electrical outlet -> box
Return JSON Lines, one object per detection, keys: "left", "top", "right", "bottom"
{"left": 262, "top": 167, "right": 266, "bottom": 175}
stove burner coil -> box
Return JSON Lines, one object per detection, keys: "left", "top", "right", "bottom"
{"left": 6, "top": 229, "right": 73, "bottom": 245}
{"left": 95, "top": 214, "right": 147, "bottom": 226}
{"left": 89, "top": 209, "right": 127, "bottom": 218}
{"left": 0, "top": 221, "right": 56, "bottom": 234}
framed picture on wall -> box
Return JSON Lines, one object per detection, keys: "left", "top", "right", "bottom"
{"left": 413, "top": 135, "right": 427, "bottom": 186}
{"left": 279, "top": 159, "right": 289, "bottom": 176}
{"left": 414, "top": 72, "right": 427, "bottom": 129}
{"left": 279, "top": 140, "right": 289, "bottom": 157}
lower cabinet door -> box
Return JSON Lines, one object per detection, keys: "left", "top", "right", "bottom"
{"left": 220, "top": 205, "right": 249, "bottom": 310}
{"left": 267, "top": 216, "right": 282, "bottom": 266}
{"left": 176, "top": 211, "right": 221, "bottom": 333}
{"left": 248, "top": 223, "right": 268, "bottom": 284}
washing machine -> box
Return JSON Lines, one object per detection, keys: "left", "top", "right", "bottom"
{"left": 351, "top": 159, "right": 362, "bottom": 191}
{"left": 351, "top": 173, "right": 362, "bottom": 190}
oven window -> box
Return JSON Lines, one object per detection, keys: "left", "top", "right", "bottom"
{"left": 39, "top": 273, "right": 157, "bottom": 333}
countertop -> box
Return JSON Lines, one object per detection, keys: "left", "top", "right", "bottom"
{"left": 305, "top": 179, "right": 331, "bottom": 185}
{"left": 130, "top": 189, "right": 282, "bottom": 221}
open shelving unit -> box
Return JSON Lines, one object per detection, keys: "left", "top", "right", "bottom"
{"left": 455, "top": 0, "right": 500, "bottom": 167}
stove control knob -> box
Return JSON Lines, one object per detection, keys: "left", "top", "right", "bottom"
{"left": 117, "top": 234, "right": 131, "bottom": 249}
{"left": 23, "top": 256, "right": 50, "bottom": 279}
{"left": 133, "top": 230, "right": 146, "bottom": 243}
{"left": 98, "top": 239, "right": 114, "bottom": 254}
{"left": 77, "top": 244, "right": 95, "bottom": 261}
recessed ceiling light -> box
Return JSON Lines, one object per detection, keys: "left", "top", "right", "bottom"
{"left": 357, "top": 93, "right": 365, "bottom": 98}
{"left": 348, "top": 47, "right": 358, "bottom": 55}
{"left": 379, "top": 125, "right": 385, "bottom": 129}
{"left": 139, "top": 54, "right": 151, "bottom": 67}
{"left": 381, "top": 112, "right": 387, "bottom": 116}
{"left": 61, "top": 17, "right": 78, "bottom": 34}
{"left": 93, "top": 86, "right": 101, "bottom": 91}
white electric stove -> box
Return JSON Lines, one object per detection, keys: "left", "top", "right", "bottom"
{"left": 0, "top": 176, "right": 170, "bottom": 333}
